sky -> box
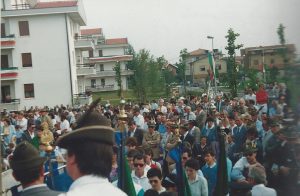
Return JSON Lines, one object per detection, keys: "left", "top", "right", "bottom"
{"left": 82, "top": 0, "right": 300, "bottom": 63}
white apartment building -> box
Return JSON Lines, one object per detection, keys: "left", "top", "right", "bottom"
{"left": 1, "top": 0, "right": 87, "bottom": 110}
{"left": 76, "top": 28, "right": 134, "bottom": 93}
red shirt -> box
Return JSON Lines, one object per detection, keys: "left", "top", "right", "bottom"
{"left": 256, "top": 89, "right": 268, "bottom": 104}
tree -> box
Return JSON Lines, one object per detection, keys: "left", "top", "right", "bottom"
{"left": 225, "top": 28, "right": 243, "bottom": 98}
{"left": 277, "top": 23, "right": 289, "bottom": 64}
{"left": 176, "top": 48, "right": 189, "bottom": 95}
{"left": 113, "top": 61, "right": 122, "bottom": 97}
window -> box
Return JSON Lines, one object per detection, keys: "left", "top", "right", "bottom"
{"left": 100, "top": 64, "right": 104, "bottom": 71}
{"left": 91, "top": 79, "right": 96, "bottom": 88}
{"left": 1, "top": 55, "right": 9, "bottom": 68}
{"left": 19, "top": 21, "right": 30, "bottom": 36}
{"left": 24, "top": 83, "right": 35, "bottom": 98}
{"left": 1, "top": 23, "right": 5, "bottom": 37}
{"left": 98, "top": 50, "right": 103, "bottom": 57}
{"left": 101, "top": 79, "right": 105, "bottom": 86}
{"left": 89, "top": 50, "right": 94, "bottom": 58}
{"left": 253, "top": 60, "right": 259, "bottom": 66}
{"left": 200, "top": 67, "right": 205, "bottom": 71}
{"left": 22, "top": 53, "right": 32, "bottom": 67}
{"left": 216, "top": 64, "right": 222, "bottom": 70}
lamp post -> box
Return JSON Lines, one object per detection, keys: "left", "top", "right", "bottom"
{"left": 207, "top": 35, "right": 217, "bottom": 93}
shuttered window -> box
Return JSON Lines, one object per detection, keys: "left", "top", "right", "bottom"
{"left": 24, "top": 83, "right": 35, "bottom": 98}
{"left": 1, "top": 55, "right": 9, "bottom": 68}
{"left": 22, "top": 53, "right": 32, "bottom": 67}
{"left": 19, "top": 21, "right": 30, "bottom": 36}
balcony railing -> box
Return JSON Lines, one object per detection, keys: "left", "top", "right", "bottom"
{"left": 73, "top": 94, "right": 93, "bottom": 106}
{"left": 74, "top": 35, "right": 95, "bottom": 50}
{"left": 0, "top": 99, "right": 21, "bottom": 111}
{"left": 76, "top": 66, "right": 96, "bottom": 76}
{"left": 85, "top": 84, "right": 115, "bottom": 92}
{"left": 0, "top": 67, "right": 19, "bottom": 80}
{"left": 1, "top": 34, "right": 16, "bottom": 49}
{"left": 95, "top": 70, "right": 134, "bottom": 77}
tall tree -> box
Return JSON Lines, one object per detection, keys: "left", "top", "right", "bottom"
{"left": 225, "top": 28, "right": 243, "bottom": 98}
{"left": 277, "top": 23, "right": 289, "bottom": 64}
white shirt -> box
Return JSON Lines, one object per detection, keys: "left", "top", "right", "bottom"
{"left": 251, "top": 184, "right": 277, "bottom": 196}
{"left": 133, "top": 114, "right": 145, "bottom": 128}
{"left": 17, "top": 117, "right": 28, "bottom": 131}
{"left": 158, "top": 105, "right": 167, "bottom": 114}
{"left": 59, "top": 175, "right": 126, "bottom": 196}
{"left": 132, "top": 171, "right": 151, "bottom": 191}
{"left": 60, "top": 119, "right": 70, "bottom": 131}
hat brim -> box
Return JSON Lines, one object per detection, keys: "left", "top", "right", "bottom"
{"left": 56, "top": 125, "right": 115, "bottom": 149}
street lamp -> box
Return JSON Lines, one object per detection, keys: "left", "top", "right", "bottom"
{"left": 207, "top": 35, "right": 217, "bottom": 93}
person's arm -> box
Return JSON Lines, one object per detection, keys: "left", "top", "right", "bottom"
{"left": 200, "top": 176, "right": 209, "bottom": 196}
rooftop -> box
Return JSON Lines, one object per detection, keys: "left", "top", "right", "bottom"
{"left": 81, "top": 28, "right": 102, "bottom": 35}
{"left": 34, "top": 1, "right": 78, "bottom": 9}
{"left": 105, "top": 38, "right": 128, "bottom": 45}
{"left": 189, "top": 48, "right": 208, "bottom": 56}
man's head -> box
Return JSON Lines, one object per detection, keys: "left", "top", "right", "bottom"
{"left": 185, "top": 106, "right": 191, "bottom": 113}
{"left": 128, "top": 121, "right": 137, "bottom": 132}
{"left": 56, "top": 109, "right": 115, "bottom": 180}
{"left": 127, "top": 149, "right": 139, "bottom": 170}
{"left": 248, "top": 164, "right": 267, "bottom": 185}
{"left": 185, "top": 159, "right": 199, "bottom": 180}
{"left": 206, "top": 117, "right": 214, "bottom": 128}
{"left": 204, "top": 149, "right": 215, "bottom": 166}
{"left": 235, "top": 116, "right": 243, "bottom": 126}
{"left": 200, "top": 136, "right": 207, "bottom": 145}
{"left": 126, "top": 137, "right": 138, "bottom": 150}
{"left": 10, "top": 142, "right": 46, "bottom": 186}
{"left": 244, "top": 150, "right": 257, "bottom": 165}
{"left": 133, "top": 153, "right": 146, "bottom": 177}
{"left": 147, "top": 168, "right": 163, "bottom": 192}
{"left": 181, "top": 148, "right": 192, "bottom": 166}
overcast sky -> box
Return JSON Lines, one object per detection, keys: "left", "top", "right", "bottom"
{"left": 83, "top": 0, "right": 300, "bottom": 63}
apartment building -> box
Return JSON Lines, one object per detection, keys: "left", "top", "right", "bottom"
{"left": 76, "top": 28, "right": 133, "bottom": 93}
{"left": 1, "top": 0, "right": 87, "bottom": 110}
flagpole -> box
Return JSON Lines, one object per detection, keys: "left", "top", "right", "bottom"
{"left": 207, "top": 36, "right": 217, "bottom": 94}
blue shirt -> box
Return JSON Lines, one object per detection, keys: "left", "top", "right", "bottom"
{"left": 202, "top": 162, "right": 217, "bottom": 196}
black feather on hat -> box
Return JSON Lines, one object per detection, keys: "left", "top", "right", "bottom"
{"left": 56, "top": 98, "right": 115, "bottom": 148}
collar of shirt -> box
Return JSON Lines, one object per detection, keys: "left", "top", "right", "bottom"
{"left": 189, "top": 174, "right": 199, "bottom": 184}
{"left": 132, "top": 171, "right": 147, "bottom": 180}
{"left": 69, "top": 175, "right": 109, "bottom": 191}
{"left": 252, "top": 184, "right": 266, "bottom": 190}
{"left": 22, "top": 184, "right": 47, "bottom": 192}
{"left": 183, "top": 131, "right": 189, "bottom": 139}
{"left": 207, "top": 162, "right": 217, "bottom": 168}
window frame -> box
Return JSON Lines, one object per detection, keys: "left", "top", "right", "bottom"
{"left": 19, "top": 21, "right": 30, "bottom": 36}
{"left": 24, "top": 83, "right": 35, "bottom": 98}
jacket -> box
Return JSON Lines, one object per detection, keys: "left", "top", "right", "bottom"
{"left": 21, "top": 184, "right": 61, "bottom": 196}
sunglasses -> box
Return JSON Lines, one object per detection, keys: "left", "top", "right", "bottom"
{"left": 149, "top": 180, "right": 159, "bottom": 184}
{"left": 134, "top": 163, "right": 144, "bottom": 168}
{"left": 182, "top": 157, "right": 188, "bottom": 160}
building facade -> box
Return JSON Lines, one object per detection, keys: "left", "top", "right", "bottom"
{"left": 1, "top": 0, "right": 87, "bottom": 110}
{"left": 186, "top": 48, "right": 227, "bottom": 84}
{"left": 240, "top": 44, "right": 296, "bottom": 71}
{"left": 76, "top": 28, "right": 133, "bottom": 93}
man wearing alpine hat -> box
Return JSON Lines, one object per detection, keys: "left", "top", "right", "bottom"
{"left": 56, "top": 99, "right": 126, "bottom": 195}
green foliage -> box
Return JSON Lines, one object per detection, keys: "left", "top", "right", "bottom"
{"left": 127, "top": 49, "right": 168, "bottom": 103}
{"left": 277, "top": 23, "right": 289, "bottom": 64}
{"left": 225, "top": 28, "right": 243, "bottom": 98}
{"left": 113, "top": 61, "right": 122, "bottom": 97}
{"left": 176, "top": 48, "right": 189, "bottom": 95}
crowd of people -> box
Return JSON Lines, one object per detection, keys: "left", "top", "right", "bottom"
{"left": 1, "top": 82, "right": 300, "bottom": 196}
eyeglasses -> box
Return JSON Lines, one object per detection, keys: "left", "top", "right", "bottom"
{"left": 134, "top": 163, "right": 144, "bottom": 168}
{"left": 182, "top": 157, "right": 188, "bottom": 160}
{"left": 149, "top": 179, "right": 159, "bottom": 184}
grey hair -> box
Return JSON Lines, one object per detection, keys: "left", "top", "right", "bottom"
{"left": 248, "top": 164, "right": 267, "bottom": 185}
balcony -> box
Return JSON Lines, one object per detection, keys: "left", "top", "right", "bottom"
{"left": 95, "top": 70, "right": 134, "bottom": 77}
{"left": 0, "top": 99, "right": 21, "bottom": 112}
{"left": 76, "top": 66, "right": 96, "bottom": 76}
{"left": 1, "top": 67, "right": 19, "bottom": 80}
{"left": 85, "top": 84, "right": 115, "bottom": 92}
{"left": 74, "top": 35, "right": 95, "bottom": 51}
{"left": 1, "top": 35, "right": 16, "bottom": 49}
{"left": 89, "top": 55, "right": 133, "bottom": 63}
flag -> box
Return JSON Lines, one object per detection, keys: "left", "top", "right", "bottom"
{"left": 214, "top": 131, "right": 229, "bottom": 196}
{"left": 208, "top": 52, "right": 219, "bottom": 81}
{"left": 118, "top": 131, "right": 136, "bottom": 196}
{"left": 169, "top": 146, "right": 191, "bottom": 196}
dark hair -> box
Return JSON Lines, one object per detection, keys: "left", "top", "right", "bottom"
{"left": 204, "top": 148, "right": 215, "bottom": 157}
{"left": 127, "top": 149, "right": 139, "bottom": 158}
{"left": 247, "top": 127, "right": 258, "bottom": 137}
{"left": 206, "top": 117, "right": 214, "bottom": 122}
{"left": 125, "top": 137, "right": 138, "bottom": 147}
{"left": 133, "top": 153, "right": 145, "bottom": 162}
{"left": 147, "top": 167, "right": 162, "bottom": 180}
{"left": 67, "top": 141, "right": 112, "bottom": 178}
{"left": 144, "top": 148, "right": 153, "bottom": 157}
{"left": 13, "top": 166, "right": 42, "bottom": 185}
{"left": 4, "top": 118, "right": 11, "bottom": 125}
{"left": 128, "top": 120, "right": 136, "bottom": 126}
{"left": 185, "top": 158, "right": 199, "bottom": 170}
{"left": 182, "top": 148, "right": 192, "bottom": 158}
{"left": 159, "top": 192, "right": 177, "bottom": 196}
{"left": 144, "top": 189, "right": 159, "bottom": 196}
